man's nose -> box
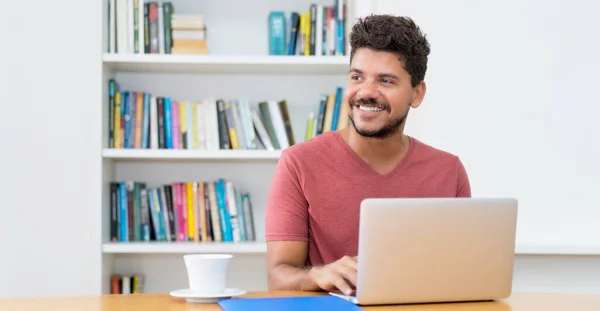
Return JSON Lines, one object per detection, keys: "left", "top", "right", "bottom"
{"left": 358, "top": 80, "right": 378, "bottom": 99}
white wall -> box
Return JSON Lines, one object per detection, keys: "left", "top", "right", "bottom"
{"left": 0, "top": 0, "right": 102, "bottom": 298}
{"left": 369, "top": 0, "right": 600, "bottom": 294}
{"left": 371, "top": 0, "right": 600, "bottom": 249}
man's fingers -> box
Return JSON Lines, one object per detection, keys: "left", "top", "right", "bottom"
{"left": 339, "top": 266, "right": 357, "bottom": 287}
{"left": 330, "top": 274, "right": 353, "bottom": 295}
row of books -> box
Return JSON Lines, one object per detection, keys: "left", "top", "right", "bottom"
{"left": 107, "top": 0, "right": 207, "bottom": 55}
{"left": 107, "top": 79, "right": 345, "bottom": 150}
{"left": 110, "top": 179, "right": 256, "bottom": 243}
{"left": 304, "top": 87, "right": 349, "bottom": 140}
{"left": 111, "top": 274, "right": 144, "bottom": 294}
{"left": 269, "top": 0, "right": 348, "bottom": 56}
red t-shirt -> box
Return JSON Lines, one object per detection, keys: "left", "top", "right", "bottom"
{"left": 265, "top": 131, "right": 471, "bottom": 266}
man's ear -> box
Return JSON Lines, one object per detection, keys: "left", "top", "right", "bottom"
{"left": 410, "top": 81, "right": 427, "bottom": 108}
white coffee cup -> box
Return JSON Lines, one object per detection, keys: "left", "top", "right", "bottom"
{"left": 184, "top": 254, "right": 233, "bottom": 294}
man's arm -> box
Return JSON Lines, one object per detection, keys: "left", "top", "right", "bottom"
{"left": 266, "top": 241, "right": 320, "bottom": 291}
{"left": 264, "top": 150, "right": 357, "bottom": 294}
{"left": 267, "top": 241, "right": 358, "bottom": 294}
{"left": 264, "top": 149, "right": 315, "bottom": 291}
{"left": 456, "top": 157, "right": 471, "bottom": 197}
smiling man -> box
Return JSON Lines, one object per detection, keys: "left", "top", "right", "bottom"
{"left": 264, "top": 14, "right": 471, "bottom": 295}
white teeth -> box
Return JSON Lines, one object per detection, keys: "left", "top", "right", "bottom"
{"left": 359, "top": 105, "right": 383, "bottom": 112}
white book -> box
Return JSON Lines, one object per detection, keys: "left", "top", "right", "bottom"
{"left": 207, "top": 183, "right": 222, "bottom": 242}
{"left": 225, "top": 181, "right": 240, "bottom": 242}
{"left": 315, "top": 4, "right": 323, "bottom": 56}
{"left": 128, "top": 0, "right": 135, "bottom": 53}
{"left": 109, "top": 0, "right": 116, "bottom": 53}
{"left": 150, "top": 96, "right": 158, "bottom": 149}
{"left": 205, "top": 98, "right": 220, "bottom": 151}
{"left": 250, "top": 108, "right": 274, "bottom": 151}
{"left": 121, "top": 276, "right": 131, "bottom": 294}
{"left": 116, "top": 0, "right": 128, "bottom": 53}
{"left": 239, "top": 100, "right": 257, "bottom": 149}
{"left": 158, "top": 3, "right": 165, "bottom": 54}
{"left": 196, "top": 101, "right": 206, "bottom": 150}
{"left": 231, "top": 100, "right": 247, "bottom": 150}
{"left": 267, "top": 100, "right": 289, "bottom": 149}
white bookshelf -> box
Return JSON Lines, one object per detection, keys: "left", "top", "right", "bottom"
{"left": 103, "top": 53, "right": 350, "bottom": 74}
{"left": 100, "top": 0, "right": 363, "bottom": 295}
{"left": 102, "top": 148, "right": 282, "bottom": 160}
{"left": 103, "top": 241, "right": 267, "bottom": 254}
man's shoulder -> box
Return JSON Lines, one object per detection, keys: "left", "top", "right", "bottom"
{"left": 410, "top": 136, "right": 462, "bottom": 164}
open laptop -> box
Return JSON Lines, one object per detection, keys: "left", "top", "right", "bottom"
{"left": 330, "top": 197, "right": 518, "bottom": 305}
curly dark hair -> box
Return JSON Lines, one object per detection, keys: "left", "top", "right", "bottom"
{"left": 349, "top": 15, "right": 431, "bottom": 87}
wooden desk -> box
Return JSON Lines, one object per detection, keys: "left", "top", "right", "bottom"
{"left": 1, "top": 291, "right": 599, "bottom": 311}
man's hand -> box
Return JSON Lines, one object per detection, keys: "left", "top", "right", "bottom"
{"left": 309, "top": 255, "right": 358, "bottom": 295}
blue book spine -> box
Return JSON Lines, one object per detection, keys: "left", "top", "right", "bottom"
{"left": 287, "top": 12, "right": 299, "bottom": 55}
{"left": 330, "top": 87, "right": 343, "bottom": 130}
{"left": 269, "top": 11, "right": 286, "bottom": 55}
{"left": 338, "top": 19, "right": 344, "bottom": 55}
{"left": 141, "top": 93, "right": 150, "bottom": 149}
{"left": 119, "top": 182, "right": 127, "bottom": 242}
{"left": 147, "top": 188, "right": 161, "bottom": 241}
{"left": 164, "top": 97, "right": 173, "bottom": 149}
{"left": 122, "top": 92, "right": 130, "bottom": 149}
{"left": 155, "top": 188, "right": 165, "bottom": 241}
{"left": 216, "top": 179, "right": 233, "bottom": 241}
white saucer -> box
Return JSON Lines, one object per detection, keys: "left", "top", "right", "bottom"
{"left": 169, "top": 288, "right": 247, "bottom": 304}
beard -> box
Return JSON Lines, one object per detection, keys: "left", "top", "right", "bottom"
{"left": 348, "top": 98, "right": 409, "bottom": 139}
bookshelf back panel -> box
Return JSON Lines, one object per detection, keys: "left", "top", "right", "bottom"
{"left": 162, "top": 0, "right": 349, "bottom": 55}
{"left": 113, "top": 161, "right": 277, "bottom": 241}
{"left": 112, "top": 72, "right": 349, "bottom": 145}
{"left": 113, "top": 253, "right": 268, "bottom": 293}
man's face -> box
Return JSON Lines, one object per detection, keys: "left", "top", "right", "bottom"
{"left": 345, "top": 47, "right": 424, "bottom": 139}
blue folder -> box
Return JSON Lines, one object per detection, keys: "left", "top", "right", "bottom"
{"left": 217, "top": 295, "right": 363, "bottom": 311}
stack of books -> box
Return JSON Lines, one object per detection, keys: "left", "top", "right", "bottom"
{"left": 171, "top": 14, "right": 207, "bottom": 54}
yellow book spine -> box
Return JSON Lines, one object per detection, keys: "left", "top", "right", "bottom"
{"left": 337, "top": 95, "right": 349, "bottom": 130}
{"left": 322, "top": 94, "right": 335, "bottom": 132}
{"left": 224, "top": 103, "right": 239, "bottom": 149}
{"left": 187, "top": 182, "right": 194, "bottom": 240}
{"left": 135, "top": 93, "right": 143, "bottom": 148}
{"left": 132, "top": 276, "right": 138, "bottom": 294}
{"left": 192, "top": 182, "right": 199, "bottom": 242}
{"left": 305, "top": 112, "right": 314, "bottom": 141}
{"left": 200, "top": 183, "right": 207, "bottom": 242}
{"left": 304, "top": 12, "right": 311, "bottom": 56}
{"left": 113, "top": 92, "right": 121, "bottom": 148}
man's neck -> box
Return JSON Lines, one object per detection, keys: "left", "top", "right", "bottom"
{"left": 341, "top": 126, "right": 410, "bottom": 165}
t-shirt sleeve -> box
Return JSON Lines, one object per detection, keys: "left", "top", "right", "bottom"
{"left": 265, "top": 149, "right": 309, "bottom": 242}
{"left": 456, "top": 157, "right": 471, "bottom": 197}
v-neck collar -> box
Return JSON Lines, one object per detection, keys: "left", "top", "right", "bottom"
{"left": 333, "top": 131, "right": 415, "bottom": 178}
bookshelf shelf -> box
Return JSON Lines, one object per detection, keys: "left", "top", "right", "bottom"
{"left": 102, "top": 241, "right": 267, "bottom": 254}
{"left": 102, "top": 53, "right": 350, "bottom": 74}
{"left": 101, "top": 148, "right": 282, "bottom": 161}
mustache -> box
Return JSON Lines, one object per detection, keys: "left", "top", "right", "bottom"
{"left": 350, "top": 98, "right": 391, "bottom": 111}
